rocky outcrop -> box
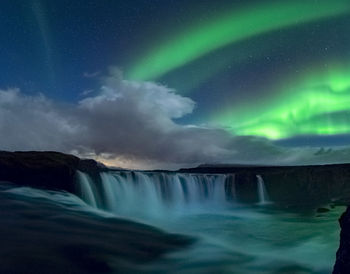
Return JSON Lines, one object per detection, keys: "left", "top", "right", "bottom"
{"left": 334, "top": 207, "right": 350, "bottom": 273}
{"left": 0, "top": 151, "right": 102, "bottom": 193}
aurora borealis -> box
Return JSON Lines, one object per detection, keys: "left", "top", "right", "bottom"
{"left": 1, "top": 0, "right": 350, "bottom": 167}
{"left": 124, "top": 0, "right": 350, "bottom": 142}
{"left": 214, "top": 62, "right": 350, "bottom": 139}
{"left": 127, "top": 0, "right": 350, "bottom": 81}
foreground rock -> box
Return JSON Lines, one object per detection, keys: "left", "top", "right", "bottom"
{"left": 334, "top": 207, "right": 350, "bottom": 273}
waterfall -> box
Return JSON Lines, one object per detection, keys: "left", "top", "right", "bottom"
{"left": 256, "top": 175, "right": 270, "bottom": 205}
{"left": 226, "top": 174, "right": 236, "bottom": 201}
{"left": 76, "top": 171, "right": 97, "bottom": 207}
{"left": 76, "top": 171, "right": 230, "bottom": 218}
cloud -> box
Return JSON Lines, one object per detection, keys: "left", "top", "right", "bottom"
{"left": 0, "top": 88, "right": 78, "bottom": 151}
{"left": 1, "top": 69, "right": 349, "bottom": 169}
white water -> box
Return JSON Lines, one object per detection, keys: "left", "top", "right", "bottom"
{"left": 91, "top": 171, "right": 231, "bottom": 219}
{"left": 256, "top": 174, "right": 270, "bottom": 205}
{"left": 76, "top": 171, "right": 275, "bottom": 219}
{"left": 76, "top": 171, "right": 97, "bottom": 207}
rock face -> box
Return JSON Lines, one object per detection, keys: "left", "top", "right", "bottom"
{"left": 334, "top": 207, "right": 350, "bottom": 273}
{"left": 0, "top": 151, "right": 102, "bottom": 193}
{"left": 180, "top": 164, "right": 350, "bottom": 206}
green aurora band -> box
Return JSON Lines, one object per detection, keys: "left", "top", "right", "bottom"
{"left": 127, "top": 0, "right": 350, "bottom": 81}
{"left": 213, "top": 64, "right": 350, "bottom": 140}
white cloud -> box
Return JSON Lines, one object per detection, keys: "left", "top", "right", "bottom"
{"left": 1, "top": 69, "right": 349, "bottom": 170}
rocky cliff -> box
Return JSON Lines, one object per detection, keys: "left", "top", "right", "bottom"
{"left": 180, "top": 164, "right": 350, "bottom": 206}
{"left": 0, "top": 151, "right": 102, "bottom": 193}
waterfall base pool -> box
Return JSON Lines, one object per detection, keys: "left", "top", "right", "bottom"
{"left": 147, "top": 206, "right": 342, "bottom": 274}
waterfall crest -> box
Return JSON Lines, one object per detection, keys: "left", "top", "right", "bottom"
{"left": 76, "top": 171, "right": 97, "bottom": 207}
{"left": 77, "top": 171, "right": 235, "bottom": 217}
{"left": 77, "top": 171, "right": 271, "bottom": 218}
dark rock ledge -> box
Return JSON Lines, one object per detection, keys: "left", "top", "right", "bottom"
{"left": 0, "top": 151, "right": 103, "bottom": 193}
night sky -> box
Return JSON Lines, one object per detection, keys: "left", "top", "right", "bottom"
{"left": 1, "top": 0, "right": 350, "bottom": 169}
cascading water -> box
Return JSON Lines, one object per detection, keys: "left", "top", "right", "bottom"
{"left": 78, "top": 171, "right": 233, "bottom": 219}
{"left": 256, "top": 174, "right": 270, "bottom": 205}
{"left": 76, "top": 171, "right": 97, "bottom": 207}
{"left": 76, "top": 171, "right": 276, "bottom": 218}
